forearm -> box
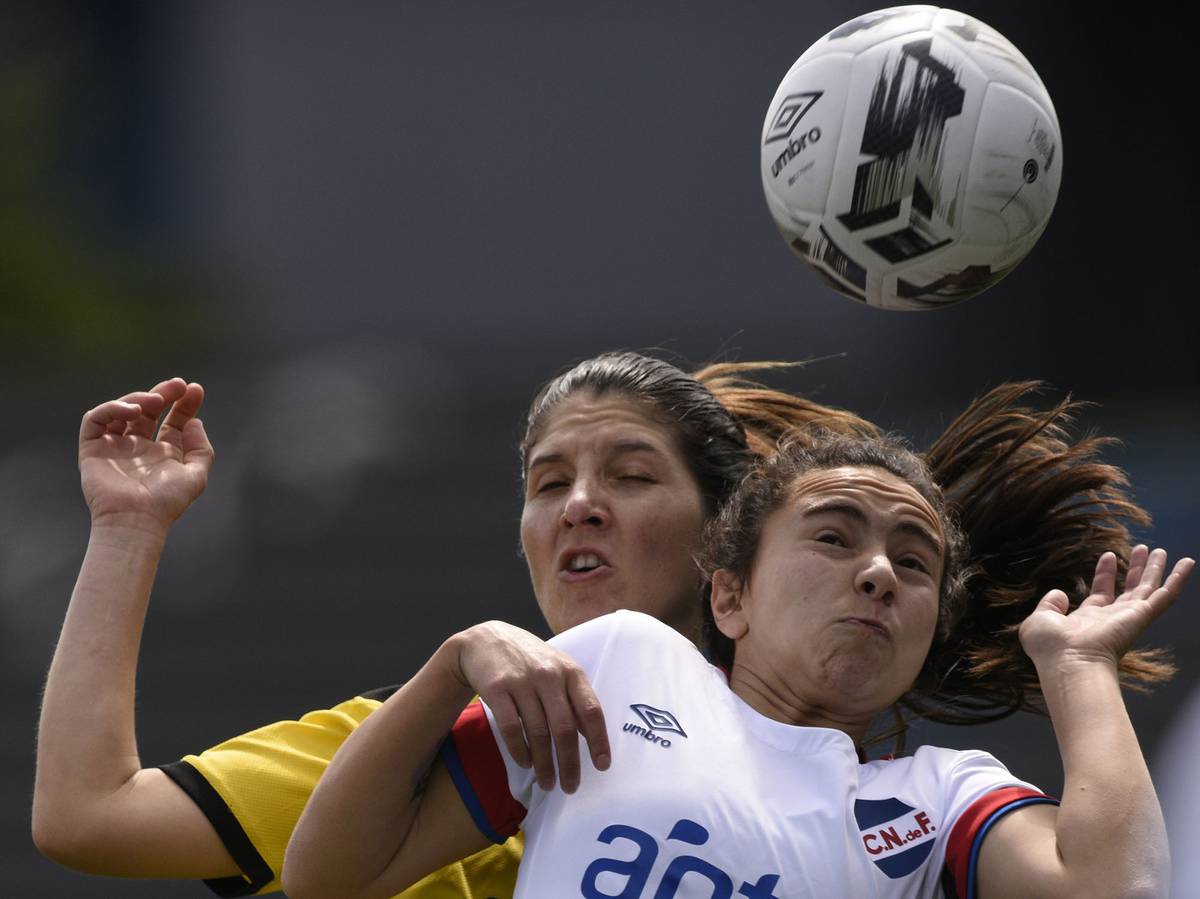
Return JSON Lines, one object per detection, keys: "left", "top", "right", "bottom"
{"left": 284, "top": 633, "right": 477, "bottom": 899}
{"left": 1038, "top": 658, "right": 1168, "bottom": 896}
{"left": 33, "top": 521, "right": 168, "bottom": 853}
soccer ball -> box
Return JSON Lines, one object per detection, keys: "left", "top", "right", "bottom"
{"left": 761, "top": 6, "right": 1061, "bottom": 310}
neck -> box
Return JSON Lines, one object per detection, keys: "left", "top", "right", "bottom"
{"left": 726, "top": 660, "right": 875, "bottom": 746}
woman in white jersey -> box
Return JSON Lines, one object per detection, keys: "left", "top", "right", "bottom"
{"left": 286, "top": 420, "right": 1190, "bottom": 897}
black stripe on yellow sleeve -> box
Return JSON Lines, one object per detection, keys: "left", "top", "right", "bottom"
{"left": 358, "top": 684, "right": 402, "bottom": 702}
{"left": 159, "top": 759, "right": 274, "bottom": 897}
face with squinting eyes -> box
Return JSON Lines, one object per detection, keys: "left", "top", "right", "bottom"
{"left": 520, "top": 391, "right": 707, "bottom": 638}
{"left": 712, "top": 466, "right": 945, "bottom": 719}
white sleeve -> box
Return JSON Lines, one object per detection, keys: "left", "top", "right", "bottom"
{"left": 938, "top": 749, "right": 1058, "bottom": 899}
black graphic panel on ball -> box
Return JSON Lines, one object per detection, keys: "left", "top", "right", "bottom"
{"left": 792, "top": 229, "right": 868, "bottom": 301}
{"left": 837, "top": 38, "right": 965, "bottom": 263}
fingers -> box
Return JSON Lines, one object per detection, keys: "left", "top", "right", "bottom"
{"left": 528, "top": 671, "right": 608, "bottom": 794}
{"left": 1082, "top": 552, "right": 1118, "bottom": 607}
{"left": 459, "top": 623, "right": 611, "bottom": 795}
{"left": 566, "top": 668, "right": 610, "bottom": 774}
{"left": 1142, "top": 556, "right": 1194, "bottom": 618}
{"left": 1034, "top": 589, "right": 1071, "bottom": 616}
{"left": 121, "top": 379, "right": 188, "bottom": 439}
{"left": 511, "top": 692, "right": 557, "bottom": 792}
{"left": 158, "top": 382, "right": 204, "bottom": 443}
{"left": 80, "top": 399, "right": 145, "bottom": 442}
{"left": 483, "top": 668, "right": 607, "bottom": 794}
{"left": 1132, "top": 548, "right": 1168, "bottom": 595}
{"left": 487, "top": 693, "right": 532, "bottom": 770}
{"left": 182, "top": 417, "right": 215, "bottom": 473}
{"left": 488, "top": 689, "right": 558, "bottom": 791}
{"left": 542, "top": 685, "right": 583, "bottom": 794}
{"left": 80, "top": 378, "right": 192, "bottom": 444}
{"left": 1122, "top": 544, "right": 1149, "bottom": 595}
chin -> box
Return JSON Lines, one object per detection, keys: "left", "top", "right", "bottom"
{"left": 823, "top": 654, "right": 893, "bottom": 701}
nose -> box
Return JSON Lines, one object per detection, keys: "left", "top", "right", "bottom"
{"left": 855, "top": 553, "right": 897, "bottom": 605}
{"left": 561, "top": 478, "right": 608, "bottom": 528}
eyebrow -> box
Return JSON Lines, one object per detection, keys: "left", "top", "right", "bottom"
{"left": 526, "top": 439, "right": 664, "bottom": 473}
{"left": 801, "top": 500, "right": 944, "bottom": 558}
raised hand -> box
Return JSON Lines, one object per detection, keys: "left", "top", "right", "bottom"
{"left": 451, "top": 621, "right": 610, "bottom": 794}
{"left": 1019, "top": 545, "right": 1194, "bottom": 669}
{"left": 79, "top": 378, "right": 214, "bottom": 532}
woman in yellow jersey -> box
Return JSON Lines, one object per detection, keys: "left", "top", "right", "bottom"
{"left": 33, "top": 352, "right": 880, "bottom": 897}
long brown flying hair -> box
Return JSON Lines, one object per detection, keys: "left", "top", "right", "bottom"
{"left": 696, "top": 367, "right": 1174, "bottom": 745}
{"left": 914, "top": 381, "right": 1174, "bottom": 727}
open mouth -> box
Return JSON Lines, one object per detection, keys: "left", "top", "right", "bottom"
{"left": 567, "top": 553, "right": 604, "bottom": 573}
{"left": 559, "top": 550, "right": 611, "bottom": 579}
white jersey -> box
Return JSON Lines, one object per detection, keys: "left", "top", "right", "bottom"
{"left": 441, "top": 611, "right": 1055, "bottom": 899}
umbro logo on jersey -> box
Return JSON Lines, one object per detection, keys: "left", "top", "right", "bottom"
{"left": 631, "top": 704, "right": 687, "bottom": 737}
{"left": 854, "top": 797, "right": 937, "bottom": 879}
{"left": 622, "top": 703, "right": 687, "bottom": 748}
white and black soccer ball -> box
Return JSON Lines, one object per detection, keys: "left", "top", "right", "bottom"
{"left": 761, "top": 6, "right": 1061, "bottom": 310}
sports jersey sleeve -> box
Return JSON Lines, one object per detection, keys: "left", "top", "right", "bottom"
{"left": 439, "top": 612, "right": 626, "bottom": 845}
{"left": 937, "top": 750, "right": 1059, "bottom": 899}
{"left": 158, "top": 689, "right": 398, "bottom": 896}
{"left": 440, "top": 699, "right": 532, "bottom": 844}
{"left": 159, "top": 687, "right": 524, "bottom": 898}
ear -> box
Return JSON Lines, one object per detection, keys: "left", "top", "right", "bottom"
{"left": 710, "top": 569, "right": 749, "bottom": 641}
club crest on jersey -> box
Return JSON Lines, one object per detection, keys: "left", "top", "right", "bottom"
{"left": 622, "top": 704, "right": 687, "bottom": 748}
{"left": 854, "top": 797, "right": 937, "bottom": 879}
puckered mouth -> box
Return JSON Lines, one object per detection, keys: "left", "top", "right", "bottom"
{"left": 840, "top": 616, "right": 890, "bottom": 639}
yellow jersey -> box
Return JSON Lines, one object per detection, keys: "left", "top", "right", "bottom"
{"left": 159, "top": 688, "right": 521, "bottom": 897}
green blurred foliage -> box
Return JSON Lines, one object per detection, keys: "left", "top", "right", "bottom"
{"left": 1, "top": 7, "right": 224, "bottom": 372}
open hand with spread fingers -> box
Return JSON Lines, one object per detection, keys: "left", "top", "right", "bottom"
{"left": 79, "top": 378, "right": 214, "bottom": 533}
{"left": 1019, "top": 545, "right": 1194, "bottom": 669}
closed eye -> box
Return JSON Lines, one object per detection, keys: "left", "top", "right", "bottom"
{"left": 535, "top": 480, "right": 568, "bottom": 494}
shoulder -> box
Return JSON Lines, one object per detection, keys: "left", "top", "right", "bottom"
{"left": 544, "top": 611, "right": 702, "bottom": 682}
{"left": 893, "top": 745, "right": 1055, "bottom": 848}
{"left": 185, "top": 690, "right": 400, "bottom": 778}
{"left": 861, "top": 745, "right": 1035, "bottom": 815}
{"left": 862, "top": 745, "right": 1055, "bottom": 899}
{"left": 909, "top": 745, "right": 1010, "bottom": 778}
{"left": 863, "top": 744, "right": 1005, "bottom": 777}
{"left": 602, "top": 609, "right": 696, "bottom": 647}
{"left": 890, "top": 745, "right": 1029, "bottom": 799}
{"left": 550, "top": 610, "right": 696, "bottom": 661}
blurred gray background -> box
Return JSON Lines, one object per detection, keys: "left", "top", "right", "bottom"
{"left": 4, "top": 2, "right": 1197, "bottom": 895}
